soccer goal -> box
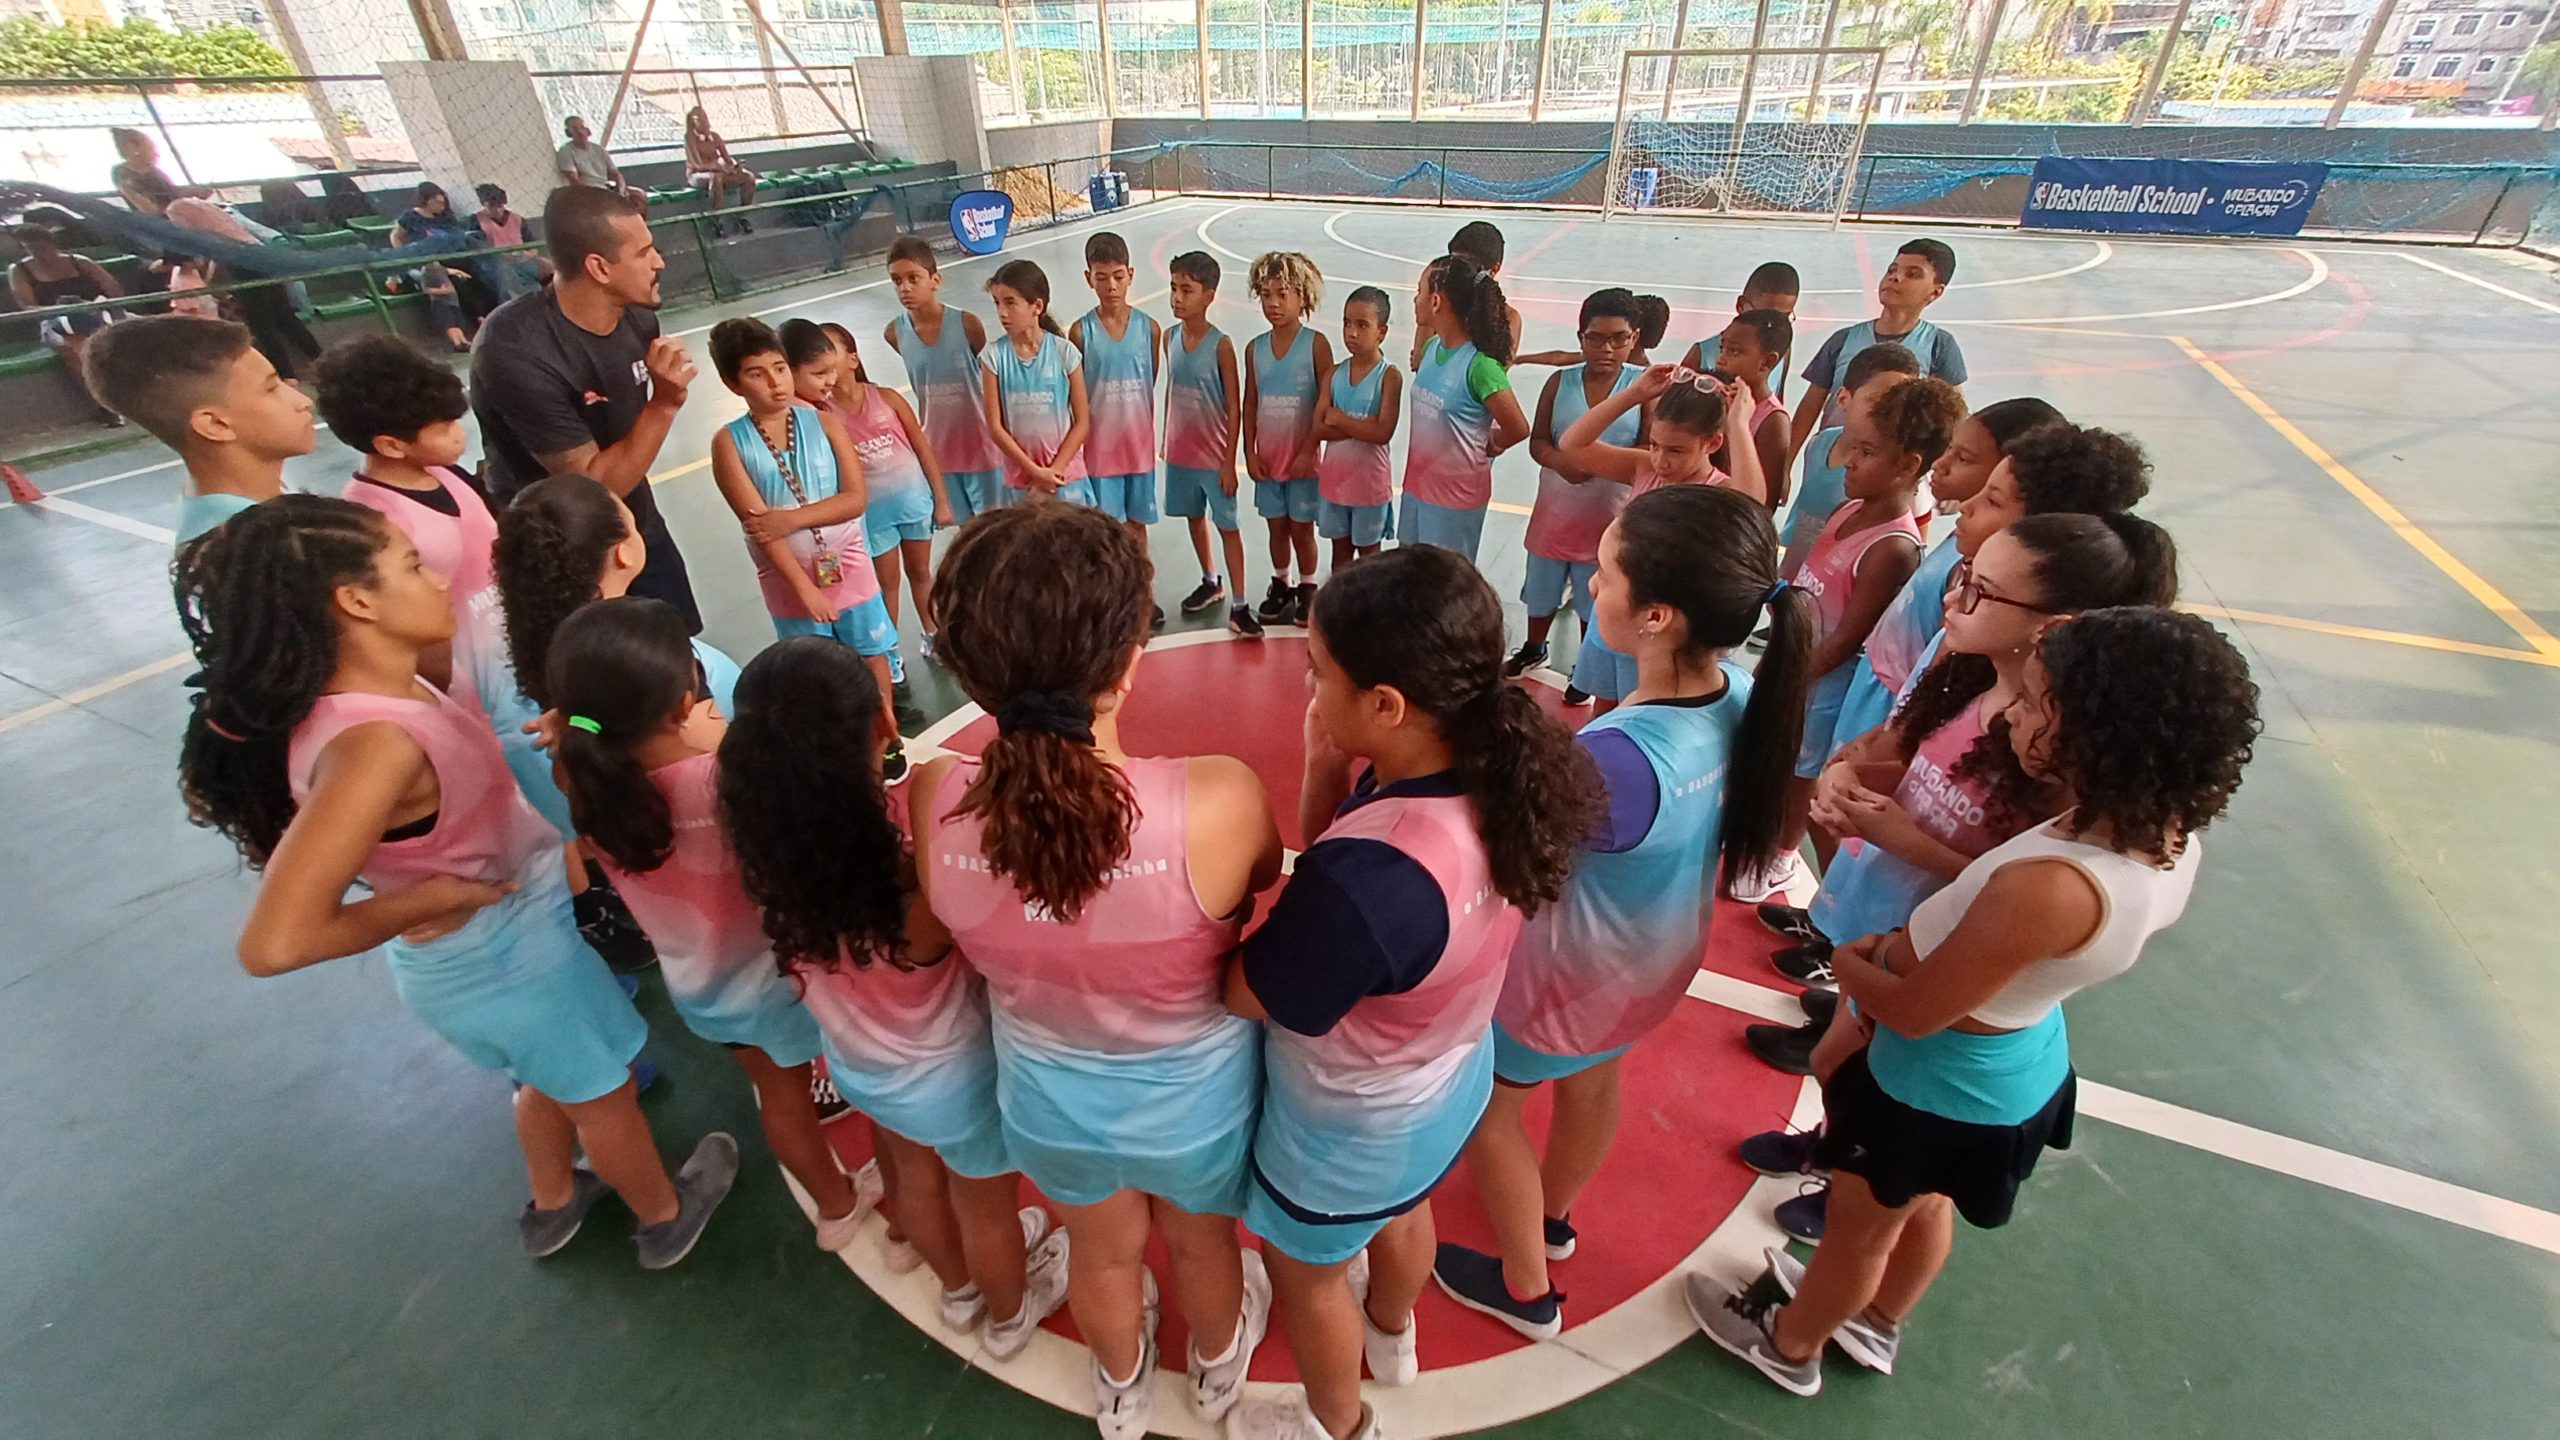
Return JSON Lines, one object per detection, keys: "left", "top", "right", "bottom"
{"left": 1603, "top": 47, "right": 1886, "bottom": 227}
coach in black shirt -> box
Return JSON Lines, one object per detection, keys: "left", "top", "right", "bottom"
{"left": 470, "top": 184, "right": 703, "bottom": 630}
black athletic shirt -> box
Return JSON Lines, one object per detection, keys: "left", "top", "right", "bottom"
{"left": 468, "top": 290, "right": 700, "bottom": 631}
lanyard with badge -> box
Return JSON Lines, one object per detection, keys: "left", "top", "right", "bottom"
{"left": 757, "top": 412, "right": 844, "bottom": 588}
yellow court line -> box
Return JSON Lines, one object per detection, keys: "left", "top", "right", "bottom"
{"left": 2178, "top": 603, "right": 2560, "bottom": 670}
{"left": 2170, "top": 335, "right": 2560, "bottom": 662}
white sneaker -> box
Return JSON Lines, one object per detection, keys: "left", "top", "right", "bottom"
{"left": 1224, "top": 1392, "right": 1383, "bottom": 1440}
{"left": 1190, "top": 1247, "right": 1272, "bottom": 1422}
{"left": 1094, "top": 1273, "right": 1162, "bottom": 1440}
{"left": 984, "top": 1226, "right": 1072, "bottom": 1361}
{"left": 882, "top": 1234, "right": 924, "bottom": 1273}
{"left": 950, "top": 1207, "right": 1059, "bottom": 1333}
{"left": 1726, "top": 849, "right": 1809, "bottom": 905}
{"left": 813, "top": 1155, "right": 887, "bottom": 1252}
{"left": 1344, "top": 1249, "right": 1419, "bottom": 1386}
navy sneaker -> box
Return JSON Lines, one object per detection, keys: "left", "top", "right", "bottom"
{"left": 1544, "top": 1214, "right": 1577, "bottom": 1261}
{"left": 574, "top": 870, "right": 657, "bottom": 972}
{"left": 1503, "top": 640, "right": 1550, "bottom": 678}
{"left": 1227, "top": 602, "right": 1265, "bottom": 639}
{"left": 1775, "top": 1183, "right": 1829, "bottom": 1244}
{"left": 1744, "top": 1019, "right": 1821, "bottom": 1076}
{"left": 1181, "top": 576, "right": 1226, "bottom": 614}
{"left": 631, "top": 1055, "right": 661, "bottom": 1095}
{"left": 1739, "top": 1126, "right": 1827, "bottom": 1180}
{"left": 1431, "top": 1242, "right": 1562, "bottom": 1340}
{"left": 1256, "top": 576, "right": 1295, "bottom": 623}
{"left": 1562, "top": 685, "right": 1592, "bottom": 706}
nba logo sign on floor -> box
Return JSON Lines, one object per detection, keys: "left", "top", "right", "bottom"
{"left": 950, "top": 190, "right": 1014, "bottom": 256}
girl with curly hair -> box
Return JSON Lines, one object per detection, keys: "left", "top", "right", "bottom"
{"left": 1433, "top": 486, "right": 1812, "bottom": 1350}
{"left": 1243, "top": 250, "right": 1332, "bottom": 627}
{"left": 542, "top": 598, "right": 878, "bottom": 1256}
{"left": 912, "top": 502, "right": 1283, "bottom": 1440}
{"left": 1223, "top": 545, "right": 1605, "bottom": 1440}
{"left": 177, "top": 496, "right": 735, "bottom": 1269}
{"left": 1691, "top": 606, "right": 2260, "bottom": 1399}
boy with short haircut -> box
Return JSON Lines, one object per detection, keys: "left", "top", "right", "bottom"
{"left": 1412, "top": 219, "right": 1525, "bottom": 365}
{"left": 86, "top": 313, "right": 316, "bottom": 544}
{"left": 1680, "top": 261, "right": 1801, "bottom": 375}
{"left": 1787, "top": 237, "right": 1965, "bottom": 463}
{"left": 1072, "top": 232, "right": 1167, "bottom": 588}
{"left": 1712, "top": 308, "right": 1796, "bottom": 510}
{"left": 1161, "top": 250, "right": 1263, "bottom": 638}
{"left": 1779, "top": 341, "right": 1921, "bottom": 574}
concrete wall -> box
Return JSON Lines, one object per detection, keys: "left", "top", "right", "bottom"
{"left": 855, "top": 56, "right": 992, "bottom": 174}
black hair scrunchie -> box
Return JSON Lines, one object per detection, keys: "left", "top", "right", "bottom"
{"left": 994, "top": 690, "right": 1097, "bottom": 744}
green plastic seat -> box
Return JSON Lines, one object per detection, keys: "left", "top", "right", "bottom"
{"left": 0, "top": 343, "right": 62, "bottom": 378}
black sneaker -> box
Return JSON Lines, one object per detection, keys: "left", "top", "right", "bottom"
{"left": 1562, "top": 685, "right": 1592, "bottom": 707}
{"left": 1773, "top": 944, "right": 1836, "bottom": 987}
{"left": 1227, "top": 602, "right": 1265, "bottom": 639}
{"left": 1544, "top": 1214, "right": 1577, "bottom": 1261}
{"left": 1738, "top": 1126, "right": 1827, "bottom": 1180}
{"left": 1503, "top": 640, "right": 1550, "bottom": 678}
{"left": 881, "top": 738, "right": 912, "bottom": 786}
{"left": 1256, "top": 576, "right": 1295, "bottom": 622}
{"left": 1744, "top": 1019, "right": 1821, "bottom": 1076}
{"left": 1775, "top": 1183, "right": 1828, "bottom": 1244}
{"left": 1799, "top": 987, "right": 1840, "bottom": 1028}
{"left": 1430, "top": 1242, "right": 1562, "bottom": 1340}
{"left": 574, "top": 870, "right": 658, "bottom": 972}
{"left": 1151, "top": 602, "right": 1167, "bottom": 631}
{"left": 811, "top": 1068, "right": 854, "bottom": 1124}
{"left": 1181, "top": 576, "right": 1227, "bottom": 614}
{"left": 1756, "top": 902, "right": 1824, "bottom": 946}
{"left": 1292, "top": 582, "right": 1316, "bottom": 627}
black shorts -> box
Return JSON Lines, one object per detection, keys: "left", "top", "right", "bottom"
{"left": 1812, "top": 1047, "right": 2075, "bottom": 1230}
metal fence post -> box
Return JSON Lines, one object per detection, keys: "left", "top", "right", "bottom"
{"left": 2473, "top": 171, "right": 2518, "bottom": 245}
{"left": 1437, "top": 148, "right": 1450, "bottom": 205}
{"left": 1046, "top": 160, "right": 1061, "bottom": 223}
{"left": 694, "top": 216, "right": 724, "bottom": 299}
{"left": 1268, "top": 145, "right": 1276, "bottom": 200}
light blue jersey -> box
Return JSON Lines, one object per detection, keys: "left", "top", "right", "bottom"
{"left": 1832, "top": 535, "right": 1962, "bottom": 744}
{"left": 1787, "top": 425, "right": 1848, "bottom": 549}
{"left": 175, "top": 490, "right": 260, "bottom": 544}
{"left": 893, "top": 308, "right": 1006, "bottom": 517}
{"left": 1248, "top": 328, "right": 1321, "bottom": 482}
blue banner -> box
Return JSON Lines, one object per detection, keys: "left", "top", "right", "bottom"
{"left": 949, "top": 189, "right": 1014, "bottom": 255}
{"left": 2021, "top": 157, "right": 2328, "bottom": 237}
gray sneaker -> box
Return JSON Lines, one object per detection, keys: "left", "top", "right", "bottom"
{"left": 1764, "top": 1245, "right": 1900, "bottom": 1374}
{"left": 518, "top": 1166, "right": 609, "bottom": 1257}
{"left": 634, "top": 1132, "right": 740, "bottom": 1271}
{"left": 1684, "top": 1269, "right": 1821, "bottom": 1397}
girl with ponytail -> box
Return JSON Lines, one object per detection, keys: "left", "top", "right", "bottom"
{"left": 979, "top": 257, "right": 1095, "bottom": 504}
{"left": 1400, "top": 254, "right": 1530, "bottom": 561}
{"left": 178, "top": 496, "right": 735, "bottom": 1269}
{"left": 718, "top": 636, "right": 1070, "bottom": 1359}
{"left": 544, "top": 598, "right": 878, "bottom": 1256}
{"left": 1224, "top": 545, "right": 1604, "bottom": 1440}
{"left": 1433, "top": 486, "right": 1814, "bottom": 1345}
{"left": 913, "top": 502, "right": 1283, "bottom": 1438}
{"left": 1736, "top": 512, "right": 2179, "bottom": 1246}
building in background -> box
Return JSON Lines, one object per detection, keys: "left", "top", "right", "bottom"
{"left": 2371, "top": 1, "right": 2553, "bottom": 106}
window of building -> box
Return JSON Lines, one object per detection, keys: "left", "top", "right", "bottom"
{"left": 2431, "top": 54, "right": 2466, "bottom": 75}
{"left": 2451, "top": 13, "right": 2482, "bottom": 33}
{"left": 2394, "top": 56, "right": 2422, "bottom": 76}
{"left": 2413, "top": 16, "right": 2439, "bottom": 35}
{"left": 2499, "top": 10, "right": 2520, "bottom": 24}
{"left": 2475, "top": 55, "right": 2499, "bottom": 70}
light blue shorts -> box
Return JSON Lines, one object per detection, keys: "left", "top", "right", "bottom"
{"left": 944, "top": 468, "right": 1010, "bottom": 524}
{"left": 385, "top": 865, "right": 647, "bottom": 1105}
{"left": 1522, "top": 554, "right": 1598, "bottom": 623}
{"left": 1796, "top": 663, "right": 1856, "bottom": 778}
{"left": 1491, "top": 1021, "right": 1633, "bottom": 1086}
{"left": 1404, "top": 498, "right": 1488, "bottom": 562}
{"left": 1088, "top": 471, "right": 1162, "bottom": 524}
{"left": 1245, "top": 1038, "right": 1492, "bottom": 1266}
{"left": 668, "top": 972, "right": 824, "bottom": 1069}
{"left": 1316, "top": 498, "right": 1393, "bottom": 548}
{"left": 1254, "top": 476, "right": 1321, "bottom": 522}
{"left": 1164, "top": 464, "right": 1242, "bottom": 533}
{"left": 863, "top": 485, "right": 937, "bottom": 557}
{"left": 824, "top": 1038, "right": 1013, "bottom": 1180}
{"left": 773, "top": 591, "right": 900, "bottom": 658}
{"left": 991, "top": 1019, "right": 1259, "bottom": 1217}
{"left": 1569, "top": 629, "right": 1641, "bottom": 701}
{"left": 1830, "top": 658, "right": 1897, "bottom": 757}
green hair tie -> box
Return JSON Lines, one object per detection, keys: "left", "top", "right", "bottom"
{"left": 566, "top": 715, "right": 603, "bottom": 735}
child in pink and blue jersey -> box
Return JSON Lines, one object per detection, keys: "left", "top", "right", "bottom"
{"left": 783, "top": 319, "right": 954, "bottom": 684}
{"left": 883, "top": 235, "right": 1009, "bottom": 523}
{"left": 913, "top": 504, "right": 1284, "bottom": 1440}
{"left": 1507, "top": 288, "right": 1645, "bottom": 689}
{"left": 1313, "top": 284, "right": 1402, "bottom": 573}
{"left": 178, "top": 496, "right": 735, "bottom": 1269}
{"left": 979, "top": 258, "right": 1094, "bottom": 507}
{"left": 545, "top": 598, "right": 878, "bottom": 1253}
{"left": 718, "top": 635, "right": 1072, "bottom": 1356}
{"left": 1074, "top": 232, "right": 1167, "bottom": 556}
{"left": 1402, "top": 253, "right": 1529, "bottom": 562}
{"left": 1714, "top": 309, "right": 1796, "bottom": 510}
{"left": 1244, "top": 251, "right": 1332, "bottom": 627}
{"left": 1162, "top": 249, "right": 1263, "bottom": 637}
{"left": 1678, "top": 261, "right": 1801, "bottom": 392}
{"left": 1223, "top": 546, "right": 1604, "bottom": 1440}
{"left": 1781, "top": 343, "right": 1924, "bottom": 568}
{"left": 1552, "top": 363, "right": 1768, "bottom": 710}
{"left": 1437, "top": 485, "right": 1816, "bottom": 1342}
{"left": 705, "top": 318, "right": 911, "bottom": 783}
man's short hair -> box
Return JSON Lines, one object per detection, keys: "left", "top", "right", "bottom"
{"left": 545, "top": 183, "right": 641, "bottom": 274}
{"left": 85, "top": 315, "right": 255, "bottom": 448}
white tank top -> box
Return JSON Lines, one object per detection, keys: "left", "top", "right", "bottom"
{"left": 1905, "top": 820, "right": 2201, "bottom": 1031}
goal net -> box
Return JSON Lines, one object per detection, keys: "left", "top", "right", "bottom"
{"left": 1604, "top": 47, "right": 1885, "bottom": 226}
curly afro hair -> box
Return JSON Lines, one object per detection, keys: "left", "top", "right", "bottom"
{"left": 310, "top": 333, "right": 467, "bottom": 456}
{"left": 2035, "top": 607, "right": 2260, "bottom": 860}
{"left": 2005, "top": 421, "right": 2151, "bottom": 517}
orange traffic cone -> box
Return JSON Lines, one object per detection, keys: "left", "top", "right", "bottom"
{"left": 2, "top": 463, "right": 40, "bottom": 505}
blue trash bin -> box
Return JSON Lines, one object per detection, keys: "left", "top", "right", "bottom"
{"left": 1088, "top": 173, "right": 1112, "bottom": 213}
{"left": 1108, "top": 171, "right": 1128, "bottom": 208}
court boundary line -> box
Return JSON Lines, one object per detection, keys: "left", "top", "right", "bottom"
{"left": 0, "top": 650, "right": 194, "bottom": 736}
{"left": 2389, "top": 251, "right": 2560, "bottom": 317}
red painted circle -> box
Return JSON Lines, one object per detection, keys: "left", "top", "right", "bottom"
{"left": 830, "top": 635, "right": 1804, "bottom": 1377}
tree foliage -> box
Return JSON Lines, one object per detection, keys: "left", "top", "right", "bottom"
{"left": 0, "top": 18, "right": 290, "bottom": 83}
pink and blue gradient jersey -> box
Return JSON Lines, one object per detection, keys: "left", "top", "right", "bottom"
{"left": 1810, "top": 692, "right": 2011, "bottom": 948}
{"left": 1523, "top": 363, "right": 1639, "bottom": 564}
{"left": 723, "top": 406, "right": 880, "bottom": 619}
{"left": 1249, "top": 328, "right": 1322, "bottom": 481}
{"left": 1073, "top": 308, "right": 1160, "bottom": 478}
{"left": 341, "top": 466, "right": 499, "bottom": 717}
{"left": 827, "top": 385, "right": 934, "bottom": 535}
{"left": 893, "top": 308, "right": 1006, "bottom": 481}
{"left": 981, "top": 330, "right": 1088, "bottom": 490}
{"left": 1496, "top": 670, "right": 1751, "bottom": 1058}
{"left": 1403, "top": 338, "right": 1512, "bottom": 511}
{"left": 1833, "top": 534, "right": 1963, "bottom": 744}
{"left": 1317, "top": 357, "right": 1395, "bottom": 508}
{"left": 1164, "top": 323, "right": 1233, "bottom": 473}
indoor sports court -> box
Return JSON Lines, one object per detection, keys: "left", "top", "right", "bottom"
{"left": 5, "top": 15, "right": 2560, "bottom": 1439}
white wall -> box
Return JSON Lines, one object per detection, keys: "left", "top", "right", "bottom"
{"left": 854, "top": 55, "right": 991, "bottom": 173}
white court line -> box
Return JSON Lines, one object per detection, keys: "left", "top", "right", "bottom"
{"left": 23, "top": 494, "right": 175, "bottom": 544}
{"left": 24, "top": 456, "right": 186, "bottom": 499}
{"left": 0, "top": 649, "right": 193, "bottom": 736}
{"left": 2392, "top": 251, "right": 2560, "bottom": 317}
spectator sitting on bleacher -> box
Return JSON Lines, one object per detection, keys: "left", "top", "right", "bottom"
{"left": 556, "top": 116, "right": 642, "bottom": 204}
{"left": 392, "top": 183, "right": 493, "bottom": 354}
{"left": 318, "top": 171, "right": 381, "bottom": 226}
{"left": 683, "top": 108, "right": 758, "bottom": 237}
{"left": 108, "top": 127, "right": 211, "bottom": 218}
{"left": 9, "top": 223, "right": 127, "bottom": 426}
{"left": 473, "top": 183, "right": 546, "bottom": 300}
